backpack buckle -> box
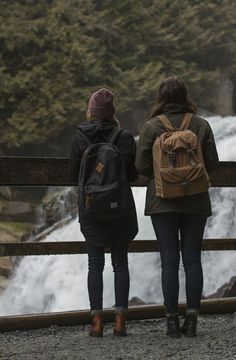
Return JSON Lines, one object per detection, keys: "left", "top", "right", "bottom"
{"left": 180, "top": 178, "right": 188, "bottom": 187}
{"left": 187, "top": 149, "right": 196, "bottom": 166}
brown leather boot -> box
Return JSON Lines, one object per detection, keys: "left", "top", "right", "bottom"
{"left": 89, "top": 313, "right": 103, "bottom": 337}
{"left": 114, "top": 312, "right": 127, "bottom": 337}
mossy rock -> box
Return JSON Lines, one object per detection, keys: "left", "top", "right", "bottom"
{"left": 0, "top": 221, "right": 33, "bottom": 243}
{"left": 42, "top": 188, "right": 77, "bottom": 226}
{"left": 0, "top": 275, "right": 9, "bottom": 292}
{"left": 0, "top": 188, "right": 12, "bottom": 200}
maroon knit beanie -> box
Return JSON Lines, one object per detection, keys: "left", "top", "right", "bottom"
{"left": 88, "top": 88, "right": 115, "bottom": 119}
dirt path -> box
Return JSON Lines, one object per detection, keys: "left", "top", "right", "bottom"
{"left": 0, "top": 314, "right": 235, "bottom": 360}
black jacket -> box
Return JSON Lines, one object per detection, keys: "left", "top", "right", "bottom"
{"left": 136, "top": 103, "right": 219, "bottom": 216}
{"left": 70, "top": 119, "right": 138, "bottom": 246}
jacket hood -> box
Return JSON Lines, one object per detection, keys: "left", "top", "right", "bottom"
{"left": 77, "top": 119, "right": 115, "bottom": 142}
{"left": 162, "top": 103, "right": 191, "bottom": 115}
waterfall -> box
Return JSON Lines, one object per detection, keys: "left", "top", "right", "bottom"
{"left": 0, "top": 116, "right": 236, "bottom": 315}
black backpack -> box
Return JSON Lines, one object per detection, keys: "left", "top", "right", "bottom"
{"left": 78, "top": 128, "right": 129, "bottom": 221}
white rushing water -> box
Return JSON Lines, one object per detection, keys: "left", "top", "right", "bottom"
{"left": 0, "top": 116, "right": 236, "bottom": 315}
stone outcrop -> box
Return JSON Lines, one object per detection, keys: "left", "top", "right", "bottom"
{"left": 42, "top": 187, "right": 77, "bottom": 226}
{"left": 1, "top": 201, "right": 35, "bottom": 222}
{"left": 0, "top": 221, "right": 33, "bottom": 243}
{"left": 0, "top": 187, "right": 46, "bottom": 224}
{"left": 0, "top": 187, "right": 12, "bottom": 200}
{"left": 207, "top": 276, "right": 236, "bottom": 299}
{"left": 128, "top": 296, "right": 147, "bottom": 306}
{"left": 0, "top": 186, "right": 77, "bottom": 293}
{"left": 0, "top": 221, "right": 34, "bottom": 293}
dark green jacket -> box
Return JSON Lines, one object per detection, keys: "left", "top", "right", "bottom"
{"left": 136, "top": 103, "right": 219, "bottom": 216}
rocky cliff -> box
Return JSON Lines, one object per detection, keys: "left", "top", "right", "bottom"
{"left": 0, "top": 186, "right": 77, "bottom": 293}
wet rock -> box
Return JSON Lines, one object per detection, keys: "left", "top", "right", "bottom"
{"left": 0, "top": 186, "right": 77, "bottom": 292}
{"left": 1, "top": 201, "right": 35, "bottom": 222}
{"left": 128, "top": 296, "right": 147, "bottom": 306}
{"left": 0, "top": 222, "right": 33, "bottom": 243}
{"left": 0, "top": 221, "right": 34, "bottom": 290}
{"left": 42, "top": 188, "right": 77, "bottom": 226}
{"left": 0, "top": 257, "right": 11, "bottom": 277}
{"left": 0, "top": 275, "right": 9, "bottom": 293}
{"left": 207, "top": 276, "right": 236, "bottom": 298}
{"left": 0, "top": 187, "right": 12, "bottom": 200}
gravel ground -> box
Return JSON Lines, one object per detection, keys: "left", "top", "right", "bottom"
{"left": 0, "top": 314, "right": 235, "bottom": 360}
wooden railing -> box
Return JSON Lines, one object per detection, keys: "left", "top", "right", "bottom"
{"left": 0, "top": 239, "right": 236, "bottom": 257}
{"left": 0, "top": 157, "right": 236, "bottom": 186}
{"left": 0, "top": 157, "right": 235, "bottom": 331}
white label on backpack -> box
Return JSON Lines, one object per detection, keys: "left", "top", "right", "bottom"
{"left": 110, "top": 202, "right": 118, "bottom": 208}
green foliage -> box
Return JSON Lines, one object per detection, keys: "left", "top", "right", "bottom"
{"left": 0, "top": 0, "right": 235, "bottom": 152}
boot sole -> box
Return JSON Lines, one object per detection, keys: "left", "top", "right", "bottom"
{"left": 113, "top": 330, "right": 127, "bottom": 337}
{"left": 167, "top": 332, "right": 181, "bottom": 338}
{"left": 181, "top": 331, "right": 197, "bottom": 337}
{"left": 89, "top": 331, "right": 103, "bottom": 337}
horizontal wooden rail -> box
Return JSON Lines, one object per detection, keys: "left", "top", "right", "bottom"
{"left": 0, "top": 239, "right": 236, "bottom": 257}
{"left": 0, "top": 297, "right": 235, "bottom": 332}
{"left": 0, "top": 157, "right": 236, "bottom": 186}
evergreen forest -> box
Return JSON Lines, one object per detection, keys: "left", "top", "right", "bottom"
{"left": 0, "top": 0, "right": 236, "bottom": 155}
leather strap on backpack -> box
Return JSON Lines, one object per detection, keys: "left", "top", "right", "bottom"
{"left": 158, "top": 115, "right": 177, "bottom": 132}
{"left": 179, "top": 113, "right": 193, "bottom": 131}
{"left": 158, "top": 113, "right": 193, "bottom": 132}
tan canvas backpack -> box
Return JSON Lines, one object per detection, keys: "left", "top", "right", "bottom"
{"left": 153, "top": 113, "right": 210, "bottom": 199}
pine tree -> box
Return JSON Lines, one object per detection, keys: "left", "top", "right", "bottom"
{"left": 0, "top": 0, "right": 235, "bottom": 153}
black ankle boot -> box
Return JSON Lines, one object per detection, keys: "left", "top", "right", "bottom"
{"left": 181, "top": 314, "right": 198, "bottom": 337}
{"left": 166, "top": 314, "right": 181, "bottom": 338}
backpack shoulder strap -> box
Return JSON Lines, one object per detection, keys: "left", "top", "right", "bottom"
{"left": 179, "top": 113, "right": 193, "bottom": 131}
{"left": 107, "top": 127, "right": 123, "bottom": 144}
{"left": 77, "top": 130, "right": 92, "bottom": 146}
{"left": 158, "top": 115, "right": 177, "bottom": 132}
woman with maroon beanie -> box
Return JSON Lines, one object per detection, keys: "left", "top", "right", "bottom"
{"left": 70, "top": 89, "right": 138, "bottom": 337}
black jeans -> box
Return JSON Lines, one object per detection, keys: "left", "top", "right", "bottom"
{"left": 87, "top": 241, "right": 129, "bottom": 312}
{"left": 151, "top": 213, "right": 207, "bottom": 314}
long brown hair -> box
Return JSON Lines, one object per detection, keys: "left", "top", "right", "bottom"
{"left": 151, "top": 77, "right": 196, "bottom": 117}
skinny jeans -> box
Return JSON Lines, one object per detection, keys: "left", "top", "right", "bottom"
{"left": 87, "top": 240, "right": 129, "bottom": 312}
{"left": 151, "top": 213, "right": 207, "bottom": 314}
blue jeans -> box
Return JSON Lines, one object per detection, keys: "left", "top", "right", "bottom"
{"left": 151, "top": 213, "right": 207, "bottom": 314}
{"left": 87, "top": 241, "right": 129, "bottom": 312}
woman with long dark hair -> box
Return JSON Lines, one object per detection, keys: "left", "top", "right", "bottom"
{"left": 136, "top": 77, "right": 219, "bottom": 338}
{"left": 70, "top": 89, "right": 138, "bottom": 337}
